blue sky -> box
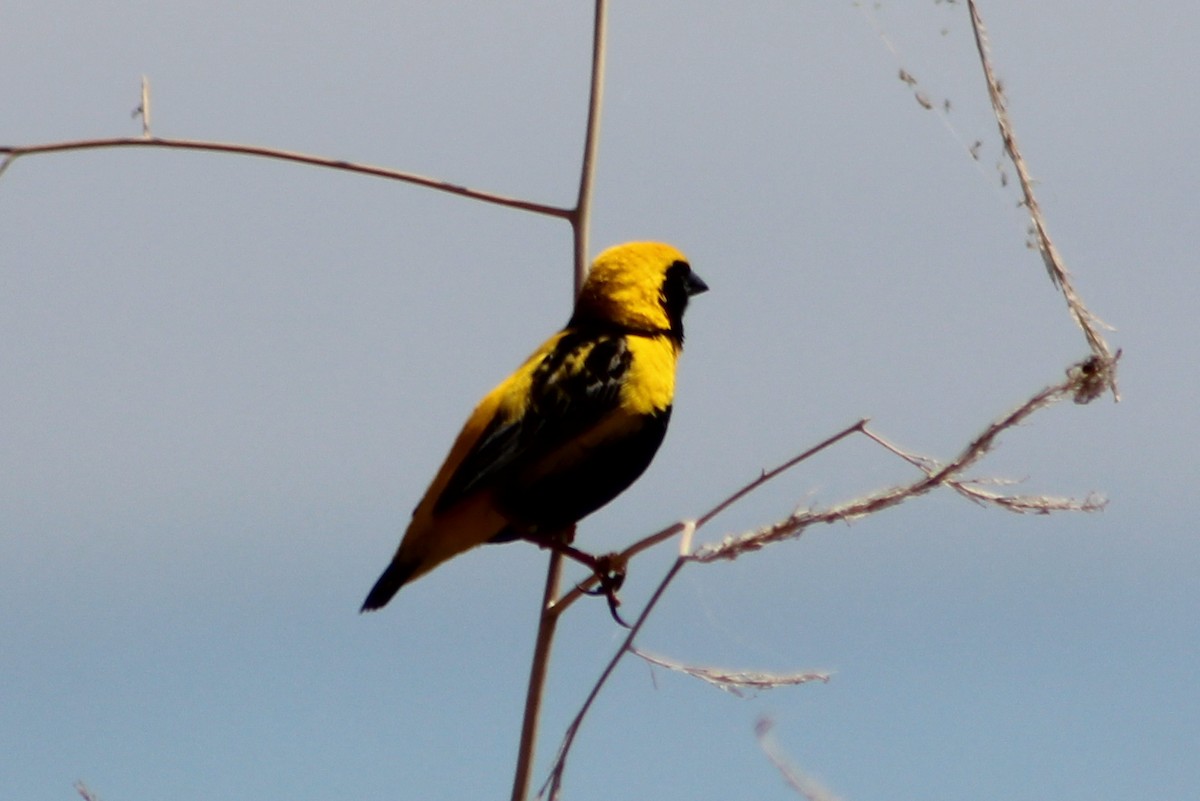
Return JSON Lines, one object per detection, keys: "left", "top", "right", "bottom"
{"left": 2, "top": 2, "right": 1196, "bottom": 800}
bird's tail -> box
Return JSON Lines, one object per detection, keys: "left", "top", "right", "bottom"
{"left": 360, "top": 559, "right": 417, "bottom": 612}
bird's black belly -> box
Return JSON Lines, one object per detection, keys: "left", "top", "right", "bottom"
{"left": 490, "top": 408, "right": 671, "bottom": 540}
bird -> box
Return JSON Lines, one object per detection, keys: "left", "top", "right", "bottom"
{"left": 361, "top": 241, "right": 707, "bottom": 613}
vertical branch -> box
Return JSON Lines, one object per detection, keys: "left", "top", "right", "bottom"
{"left": 541, "top": 557, "right": 687, "bottom": 799}
{"left": 510, "top": 543, "right": 566, "bottom": 801}
{"left": 511, "top": 3, "right": 609, "bottom": 800}
{"left": 572, "top": 0, "right": 609, "bottom": 283}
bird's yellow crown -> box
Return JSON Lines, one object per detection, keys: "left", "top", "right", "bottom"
{"left": 572, "top": 242, "right": 694, "bottom": 336}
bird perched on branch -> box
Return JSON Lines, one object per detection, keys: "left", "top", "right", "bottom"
{"left": 361, "top": 241, "right": 707, "bottom": 613}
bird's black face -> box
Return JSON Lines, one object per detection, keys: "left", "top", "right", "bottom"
{"left": 662, "top": 260, "right": 708, "bottom": 341}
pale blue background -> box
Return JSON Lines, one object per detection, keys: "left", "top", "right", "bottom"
{"left": 2, "top": 2, "right": 1195, "bottom": 799}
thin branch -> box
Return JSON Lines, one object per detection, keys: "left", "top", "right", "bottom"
{"left": 862, "top": 427, "right": 1107, "bottom": 514}
{"left": 134, "top": 75, "right": 152, "bottom": 138}
{"left": 695, "top": 419, "right": 871, "bottom": 531}
{"left": 950, "top": 483, "right": 1106, "bottom": 514}
{"left": 551, "top": 419, "right": 869, "bottom": 613}
{"left": 966, "top": 0, "right": 1118, "bottom": 394}
{"left": 512, "top": 4, "right": 609, "bottom": 800}
{"left": 631, "top": 648, "right": 831, "bottom": 697}
{"left": 756, "top": 717, "right": 846, "bottom": 801}
{"left": 540, "top": 557, "right": 685, "bottom": 800}
{"left": 571, "top": 0, "right": 609, "bottom": 281}
{"left": 0, "top": 154, "right": 18, "bottom": 182}
{"left": 74, "top": 782, "right": 101, "bottom": 801}
{"left": 0, "top": 136, "right": 570, "bottom": 219}
{"left": 510, "top": 546, "right": 566, "bottom": 801}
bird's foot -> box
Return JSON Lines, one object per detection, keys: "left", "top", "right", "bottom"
{"left": 578, "top": 552, "right": 629, "bottom": 627}
{"left": 522, "top": 532, "right": 630, "bottom": 626}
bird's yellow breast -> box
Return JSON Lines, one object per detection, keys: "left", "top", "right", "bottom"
{"left": 620, "top": 333, "right": 680, "bottom": 415}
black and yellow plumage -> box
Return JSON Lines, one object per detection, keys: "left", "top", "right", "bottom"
{"left": 361, "top": 241, "right": 707, "bottom": 612}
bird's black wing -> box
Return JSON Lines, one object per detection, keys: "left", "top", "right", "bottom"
{"left": 432, "top": 329, "right": 632, "bottom": 515}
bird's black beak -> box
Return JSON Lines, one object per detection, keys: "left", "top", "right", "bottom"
{"left": 685, "top": 270, "right": 709, "bottom": 297}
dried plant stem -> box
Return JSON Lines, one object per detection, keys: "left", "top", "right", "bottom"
{"left": 509, "top": 546, "right": 565, "bottom": 801}
{"left": 73, "top": 782, "right": 101, "bottom": 801}
{"left": 863, "top": 427, "right": 1106, "bottom": 514}
{"left": 756, "top": 717, "right": 844, "bottom": 801}
{"left": 0, "top": 137, "right": 569, "bottom": 219}
{"left": 541, "top": 557, "right": 685, "bottom": 800}
{"left": 631, "top": 648, "right": 831, "bottom": 697}
{"left": 136, "top": 75, "right": 151, "bottom": 138}
{"left": 511, "top": 3, "right": 609, "bottom": 800}
{"left": 570, "top": 0, "right": 609, "bottom": 279}
{"left": 966, "top": 0, "right": 1117, "bottom": 389}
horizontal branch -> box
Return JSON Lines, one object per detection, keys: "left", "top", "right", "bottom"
{"left": 0, "top": 136, "right": 571, "bottom": 219}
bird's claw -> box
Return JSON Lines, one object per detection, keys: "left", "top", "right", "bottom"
{"left": 578, "top": 553, "right": 629, "bottom": 627}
